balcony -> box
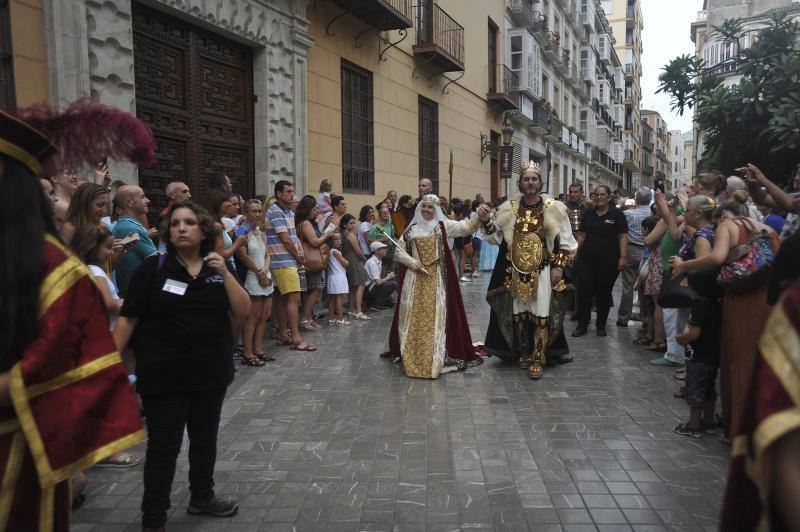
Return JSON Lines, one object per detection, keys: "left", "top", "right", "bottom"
{"left": 488, "top": 65, "right": 520, "bottom": 111}
{"left": 624, "top": 148, "right": 634, "bottom": 161}
{"left": 542, "top": 32, "right": 561, "bottom": 61}
{"left": 625, "top": 63, "right": 634, "bottom": 75}
{"left": 556, "top": 51, "right": 570, "bottom": 74}
{"left": 530, "top": 100, "right": 550, "bottom": 134}
{"left": 580, "top": 0, "right": 595, "bottom": 28}
{"left": 548, "top": 118, "right": 564, "bottom": 142}
{"left": 598, "top": 34, "right": 611, "bottom": 64}
{"left": 656, "top": 170, "right": 666, "bottom": 179}
{"left": 566, "top": 62, "right": 579, "bottom": 87}
{"left": 643, "top": 140, "right": 654, "bottom": 152}
{"left": 565, "top": 0, "right": 578, "bottom": 23}
{"left": 532, "top": 20, "right": 550, "bottom": 47}
{"left": 507, "top": 0, "right": 535, "bottom": 29}
{"left": 413, "top": 3, "right": 464, "bottom": 72}
{"left": 643, "top": 164, "right": 654, "bottom": 176}
{"left": 328, "top": 0, "right": 414, "bottom": 32}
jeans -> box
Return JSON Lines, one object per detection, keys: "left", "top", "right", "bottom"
{"left": 366, "top": 280, "right": 397, "bottom": 308}
{"left": 617, "top": 244, "right": 644, "bottom": 322}
{"left": 663, "top": 307, "right": 690, "bottom": 364}
{"left": 141, "top": 389, "right": 226, "bottom": 529}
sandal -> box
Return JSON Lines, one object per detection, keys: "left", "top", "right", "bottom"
{"left": 299, "top": 320, "right": 318, "bottom": 332}
{"left": 96, "top": 451, "right": 141, "bottom": 468}
{"left": 528, "top": 363, "right": 544, "bottom": 380}
{"left": 291, "top": 342, "right": 317, "bottom": 352}
{"left": 241, "top": 355, "right": 266, "bottom": 367}
{"left": 255, "top": 352, "right": 276, "bottom": 363}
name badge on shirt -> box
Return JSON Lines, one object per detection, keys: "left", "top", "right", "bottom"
{"left": 162, "top": 279, "right": 188, "bottom": 296}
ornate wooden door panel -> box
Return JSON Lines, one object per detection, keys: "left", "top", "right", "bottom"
{"left": 132, "top": 2, "right": 254, "bottom": 219}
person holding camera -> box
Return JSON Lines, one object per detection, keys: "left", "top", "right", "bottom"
{"left": 113, "top": 200, "right": 251, "bottom": 531}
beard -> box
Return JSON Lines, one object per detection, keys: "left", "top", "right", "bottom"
{"left": 518, "top": 181, "right": 541, "bottom": 196}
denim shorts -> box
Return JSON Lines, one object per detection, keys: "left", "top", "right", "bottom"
{"left": 684, "top": 359, "right": 718, "bottom": 407}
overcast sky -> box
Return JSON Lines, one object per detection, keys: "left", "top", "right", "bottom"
{"left": 639, "top": 0, "right": 704, "bottom": 134}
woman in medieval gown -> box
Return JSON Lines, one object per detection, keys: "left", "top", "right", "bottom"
{"left": 385, "top": 194, "right": 489, "bottom": 378}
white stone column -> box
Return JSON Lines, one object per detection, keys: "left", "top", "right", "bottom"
{"left": 43, "top": 0, "right": 90, "bottom": 105}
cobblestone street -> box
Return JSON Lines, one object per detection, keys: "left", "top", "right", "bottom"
{"left": 73, "top": 278, "right": 729, "bottom": 531}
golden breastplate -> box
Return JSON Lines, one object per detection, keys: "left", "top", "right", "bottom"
{"left": 504, "top": 199, "right": 549, "bottom": 303}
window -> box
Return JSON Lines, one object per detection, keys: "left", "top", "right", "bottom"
{"left": 542, "top": 75, "right": 549, "bottom": 103}
{"left": 0, "top": 0, "right": 15, "bottom": 107}
{"left": 341, "top": 59, "right": 374, "bottom": 194}
{"left": 418, "top": 95, "right": 439, "bottom": 193}
{"left": 488, "top": 19, "right": 498, "bottom": 93}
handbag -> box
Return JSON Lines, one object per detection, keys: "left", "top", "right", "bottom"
{"left": 302, "top": 240, "right": 329, "bottom": 273}
{"left": 717, "top": 219, "right": 776, "bottom": 294}
{"left": 657, "top": 269, "right": 698, "bottom": 308}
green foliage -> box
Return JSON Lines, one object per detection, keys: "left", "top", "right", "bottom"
{"left": 657, "top": 9, "right": 800, "bottom": 184}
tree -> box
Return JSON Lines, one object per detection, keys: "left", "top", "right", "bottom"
{"left": 657, "top": 9, "right": 800, "bottom": 185}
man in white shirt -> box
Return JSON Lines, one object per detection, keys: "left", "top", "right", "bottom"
{"left": 365, "top": 242, "right": 397, "bottom": 310}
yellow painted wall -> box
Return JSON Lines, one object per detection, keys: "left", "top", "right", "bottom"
{"left": 306, "top": 1, "right": 506, "bottom": 207}
{"left": 8, "top": 0, "right": 48, "bottom": 106}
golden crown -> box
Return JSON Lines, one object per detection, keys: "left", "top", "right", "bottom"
{"left": 520, "top": 160, "right": 541, "bottom": 176}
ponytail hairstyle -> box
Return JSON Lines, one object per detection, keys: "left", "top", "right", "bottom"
{"left": 0, "top": 155, "right": 57, "bottom": 371}
{"left": 714, "top": 189, "right": 750, "bottom": 220}
{"left": 693, "top": 171, "right": 726, "bottom": 197}
{"left": 687, "top": 195, "right": 717, "bottom": 220}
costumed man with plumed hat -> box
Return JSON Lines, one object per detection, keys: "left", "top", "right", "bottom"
{"left": 481, "top": 161, "right": 578, "bottom": 379}
{"left": 0, "top": 99, "right": 152, "bottom": 530}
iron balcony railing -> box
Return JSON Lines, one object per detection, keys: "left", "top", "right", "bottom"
{"left": 531, "top": 100, "right": 550, "bottom": 132}
{"left": 493, "top": 64, "right": 520, "bottom": 95}
{"left": 415, "top": 3, "right": 464, "bottom": 67}
{"left": 508, "top": 0, "right": 535, "bottom": 28}
{"left": 329, "top": 0, "right": 413, "bottom": 30}
{"left": 624, "top": 149, "right": 634, "bottom": 160}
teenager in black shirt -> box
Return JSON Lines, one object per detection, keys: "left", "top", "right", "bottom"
{"left": 114, "top": 200, "right": 250, "bottom": 531}
{"left": 573, "top": 185, "right": 629, "bottom": 337}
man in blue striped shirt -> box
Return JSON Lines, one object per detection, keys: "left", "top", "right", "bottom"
{"left": 618, "top": 187, "right": 653, "bottom": 327}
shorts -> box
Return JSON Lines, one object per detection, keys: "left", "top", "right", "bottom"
{"left": 304, "top": 269, "right": 326, "bottom": 291}
{"left": 684, "top": 359, "right": 718, "bottom": 408}
{"left": 472, "top": 236, "right": 482, "bottom": 253}
{"left": 271, "top": 266, "right": 301, "bottom": 295}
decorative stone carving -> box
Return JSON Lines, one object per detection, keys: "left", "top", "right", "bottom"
{"left": 64, "top": 0, "right": 313, "bottom": 193}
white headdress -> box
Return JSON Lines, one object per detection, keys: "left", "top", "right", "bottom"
{"left": 406, "top": 194, "right": 450, "bottom": 244}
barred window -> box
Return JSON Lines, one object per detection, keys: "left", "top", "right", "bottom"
{"left": 418, "top": 95, "right": 439, "bottom": 193}
{"left": 341, "top": 59, "right": 374, "bottom": 194}
{"left": 0, "top": 0, "right": 15, "bottom": 107}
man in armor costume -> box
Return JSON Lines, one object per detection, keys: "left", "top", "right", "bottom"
{"left": 481, "top": 162, "right": 578, "bottom": 379}
{"left": 565, "top": 182, "right": 588, "bottom": 235}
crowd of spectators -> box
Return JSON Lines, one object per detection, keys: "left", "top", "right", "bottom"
{"left": 568, "top": 163, "right": 798, "bottom": 444}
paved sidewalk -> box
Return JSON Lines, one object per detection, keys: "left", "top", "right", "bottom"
{"left": 73, "top": 278, "right": 729, "bottom": 531}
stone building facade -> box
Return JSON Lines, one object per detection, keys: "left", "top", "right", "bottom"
{"left": 7, "top": 0, "right": 314, "bottom": 207}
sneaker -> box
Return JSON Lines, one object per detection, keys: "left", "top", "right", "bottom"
{"left": 328, "top": 319, "right": 337, "bottom": 325}
{"left": 355, "top": 312, "right": 370, "bottom": 320}
{"left": 650, "top": 356, "right": 683, "bottom": 367}
{"left": 336, "top": 319, "right": 351, "bottom": 326}
{"left": 471, "top": 271, "right": 482, "bottom": 278}
{"left": 460, "top": 276, "right": 469, "bottom": 282}
{"left": 673, "top": 423, "right": 702, "bottom": 438}
{"left": 187, "top": 496, "right": 239, "bottom": 517}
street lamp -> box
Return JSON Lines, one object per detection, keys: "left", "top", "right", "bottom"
{"left": 480, "top": 111, "right": 516, "bottom": 162}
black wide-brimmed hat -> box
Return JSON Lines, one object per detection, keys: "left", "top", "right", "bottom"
{"left": 0, "top": 109, "right": 56, "bottom": 174}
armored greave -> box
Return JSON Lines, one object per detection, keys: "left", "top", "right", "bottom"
{"left": 513, "top": 313, "right": 549, "bottom": 367}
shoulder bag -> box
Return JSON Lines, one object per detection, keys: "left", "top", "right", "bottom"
{"left": 657, "top": 269, "right": 699, "bottom": 308}
{"left": 301, "top": 222, "right": 329, "bottom": 273}
{"left": 717, "top": 218, "right": 777, "bottom": 293}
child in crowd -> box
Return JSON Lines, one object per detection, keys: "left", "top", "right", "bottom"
{"left": 70, "top": 224, "right": 123, "bottom": 330}
{"left": 327, "top": 232, "right": 350, "bottom": 326}
{"left": 674, "top": 269, "right": 723, "bottom": 438}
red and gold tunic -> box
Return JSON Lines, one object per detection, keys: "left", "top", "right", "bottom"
{"left": 0, "top": 235, "right": 144, "bottom": 531}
